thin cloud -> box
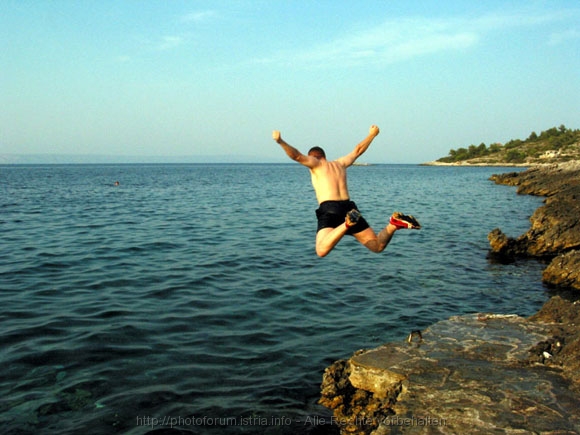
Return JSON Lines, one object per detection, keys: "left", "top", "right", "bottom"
{"left": 116, "top": 34, "right": 185, "bottom": 62}
{"left": 124, "top": 10, "right": 218, "bottom": 57}
{"left": 258, "top": 10, "right": 578, "bottom": 68}
{"left": 336, "top": 17, "right": 478, "bottom": 64}
{"left": 180, "top": 10, "right": 217, "bottom": 23}
{"left": 260, "top": 16, "right": 479, "bottom": 68}
{"left": 548, "top": 28, "right": 580, "bottom": 46}
{"left": 156, "top": 35, "right": 184, "bottom": 51}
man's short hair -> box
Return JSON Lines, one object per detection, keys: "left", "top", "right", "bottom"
{"left": 308, "top": 146, "right": 326, "bottom": 159}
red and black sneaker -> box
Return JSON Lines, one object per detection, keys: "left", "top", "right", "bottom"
{"left": 345, "top": 209, "right": 361, "bottom": 228}
{"left": 390, "top": 212, "right": 421, "bottom": 229}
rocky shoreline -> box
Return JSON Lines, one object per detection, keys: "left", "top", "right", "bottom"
{"left": 319, "top": 162, "right": 580, "bottom": 434}
{"left": 488, "top": 161, "right": 580, "bottom": 289}
{"left": 420, "top": 160, "right": 531, "bottom": 167}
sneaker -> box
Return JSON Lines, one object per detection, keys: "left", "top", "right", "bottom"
{"left": 345, "top": 209, "right": 361, "bottom": 228}
{"left": 390, "top": 212, "right": 421, "bottom": 229}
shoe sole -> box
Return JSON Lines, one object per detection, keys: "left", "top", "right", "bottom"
{"left": 390, "top": 212, "right": 421, "bottom": 229}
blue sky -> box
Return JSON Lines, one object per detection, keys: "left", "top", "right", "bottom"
{"left": 1, "top": 0, "right": 579, "bottom": 163}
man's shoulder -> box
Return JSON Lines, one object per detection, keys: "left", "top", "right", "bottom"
{"left": 311, "top": 159, "right": 342, "bottom": 171}
{"left": 310, "top": 161, "right": 348, "bottom": 180}
{"left": 330, "top": 158, "right": 350, "bottom": 169}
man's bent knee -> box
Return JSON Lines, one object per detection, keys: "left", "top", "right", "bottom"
{"left": 316, "top": 246, "right": 331, "bottom": 257}
{"left": 362, "top": 239, "right": 385, "bottom": 253}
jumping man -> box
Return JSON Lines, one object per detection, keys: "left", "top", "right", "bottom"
{"left": 272, "top": 125, "right": 420, "bottom": 257}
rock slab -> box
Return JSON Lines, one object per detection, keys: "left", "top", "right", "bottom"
{"left": 320, "top": 314, "right": 580, "bottom": 434}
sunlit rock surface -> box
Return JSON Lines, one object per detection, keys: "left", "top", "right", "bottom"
{"left": 320, "top": 313, "right": 580, "bottom": 434}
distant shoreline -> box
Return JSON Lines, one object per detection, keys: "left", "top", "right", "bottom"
{"left": 420, "top": 160, "right": 533, "bottom": 167}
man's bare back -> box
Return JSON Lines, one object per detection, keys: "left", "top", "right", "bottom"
{"left": 309, "top": 159, "right": 350, "bottom": 204}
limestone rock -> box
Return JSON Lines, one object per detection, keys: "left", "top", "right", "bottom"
{"left": 529, "top": 295, "right": 580, "bottom": 387}
{"left": 489, "top": 161, "right": 580, "bottom": 289}
{"left": 543, "top": 249, "right": 580, "bottom": 290}
{"left": 490, "top": 161, "right": 580, "bottom": 197}
{"left": 320, "top": 314, "right": 580, "bottom": 435}
{"left": 348, "top": 350, "right": 407, "bottom": 399}
{"left": 487, "top": 228, "right": 527, "bottom": 259}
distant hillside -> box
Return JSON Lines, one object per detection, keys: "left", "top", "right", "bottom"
{"left": 428, "top": 125, "right": 580, "bottom": 166}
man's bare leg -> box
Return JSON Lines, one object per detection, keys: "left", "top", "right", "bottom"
{"left": 315, "top": 225, "right": 349, "bottom": 257}
{"left": 355, "top": 212, "right": 421, "bottom": 252}
{"left": 354, "top": 225, "right": 398, "bottom": 253}
{"left": 315, "top": 210, "right": 362, "bottom": 257}
{"left": 315, "top": 212, "right": 420, "bottom": 256}
{"left": 316, "top": 223, "right": 399, "bottom": 256}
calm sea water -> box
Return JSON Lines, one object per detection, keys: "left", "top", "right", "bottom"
{"left": 1, "top": 164, "right": 548, "bottom": 434}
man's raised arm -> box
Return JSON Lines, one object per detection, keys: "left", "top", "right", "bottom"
{"left": 272, "top": 130, "right": 318, "bottom": 168}
{"left": 337, "top": 125, "right": 380, "bottom": 167}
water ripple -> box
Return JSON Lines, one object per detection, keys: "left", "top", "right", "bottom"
{"left": 0, "top": 164, "right": 548, "bottom": 434}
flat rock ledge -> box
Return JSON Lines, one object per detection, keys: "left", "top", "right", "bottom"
{"left": 320, "top": 313, "right": 580, "bottom": 434}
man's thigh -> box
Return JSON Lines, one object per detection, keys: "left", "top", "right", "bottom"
{"left": 315, "top": 227, "right": 335, "bottom": 245}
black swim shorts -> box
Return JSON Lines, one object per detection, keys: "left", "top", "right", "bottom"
{"left": 315, "top": 200, "right": 370, "bottom": 235}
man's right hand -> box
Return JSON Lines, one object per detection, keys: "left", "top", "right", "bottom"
{"left": 369, "top": 125, "right": 380, "bottom": 137}
{"left": 272, "top": 130, "right": 281, "bottom": 143}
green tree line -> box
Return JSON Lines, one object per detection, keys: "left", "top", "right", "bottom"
{"left": 438, "top": 125, "right": 580, "bottom": 163}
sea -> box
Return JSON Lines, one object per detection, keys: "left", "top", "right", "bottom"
{"left": 0, "top": 163, "right": 549, "bottom": 434}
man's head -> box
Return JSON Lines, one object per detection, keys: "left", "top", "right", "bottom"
{"left": 308, "top": 146, "right": 326, "bottom": 159}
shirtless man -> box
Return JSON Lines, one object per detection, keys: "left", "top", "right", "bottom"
{"left": 273, "top": 125, "right": 420, "bottom": 257}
